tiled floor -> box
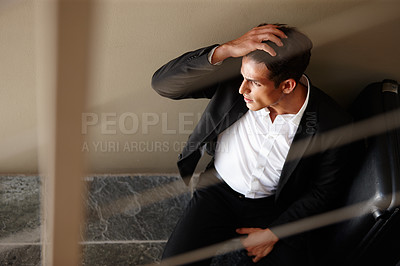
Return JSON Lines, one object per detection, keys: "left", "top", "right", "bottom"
{"left": 83, "top": 174, "right": 190, "bottom": 265}
{"left": 0, "top": 176, "right": 41, "bottom": 266}
{"left": 0, "top": 175, "right": 190, "bottom": 265}
{"left": 0, "top": 175, "right": 251, "bottom": 265}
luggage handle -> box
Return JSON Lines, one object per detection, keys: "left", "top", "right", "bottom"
{"left": 382, "top": 79, "right": 398, "bottom": 94}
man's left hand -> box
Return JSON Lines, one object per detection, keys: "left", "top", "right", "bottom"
{"left": 236, "top": 227, "right": 279, "bottom": 263}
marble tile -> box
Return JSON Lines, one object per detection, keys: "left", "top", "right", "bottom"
{"left": 0, "top": 245, "right": 41, "bottom": 266}
{"left": 84, "top": 175, "right": 190, "bottom": 241}
{"left": 0, "top": 174, "right": 192, "bottom": 265}
{"left": 0, "top": 176, "right": 41, "bottom": 243}
{"left": 82, "top": 242, "right": 165, "bottom": 266}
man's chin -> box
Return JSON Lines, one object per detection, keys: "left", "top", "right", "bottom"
{"left": 246, "top": 103, "right": 262, "bottom": 111}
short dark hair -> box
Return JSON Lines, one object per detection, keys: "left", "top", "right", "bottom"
{"left": 246, "top": 24, "right": 313, "bottom": 88}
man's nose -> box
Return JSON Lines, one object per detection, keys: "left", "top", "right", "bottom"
{"left": 239, "top": 80, "right": 249, "bottom": 95}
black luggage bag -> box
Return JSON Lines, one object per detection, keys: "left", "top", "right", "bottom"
{"left": 325, "top": 79, "right": 400, "bottom": 266}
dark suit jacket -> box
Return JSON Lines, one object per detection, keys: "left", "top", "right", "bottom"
{"left": 151, "top": 45, "right": 353, "bottom": 234}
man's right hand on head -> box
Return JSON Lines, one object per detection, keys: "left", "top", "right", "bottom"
{"left": 211, "top": 24, "right": 287, "bottom": 64}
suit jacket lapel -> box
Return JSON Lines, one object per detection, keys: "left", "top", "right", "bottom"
{"left": 203, "top": 94, "right": 248, "bottom": 143}
{"left": 275, "top": 87, "right": 319, "bottom": 200}
{"left": 180, "top": 77, "right": 245, "bottom": 156}
{"left": 178, "top": 77, "right": 246, "bottom": 181}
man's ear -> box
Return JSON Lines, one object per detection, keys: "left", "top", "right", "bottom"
{"left": 280, "top": 79, "right": 297, "bottom": 94}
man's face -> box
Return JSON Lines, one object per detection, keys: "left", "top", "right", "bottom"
{"left": 239, "top": 56, "right": 283, "bottom": 111}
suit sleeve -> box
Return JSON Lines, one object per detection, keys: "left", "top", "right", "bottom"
{"left": 151, "top": 45, "right": 241, "bottom": 100}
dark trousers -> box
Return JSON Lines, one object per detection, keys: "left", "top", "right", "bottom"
{"left": 162, "top": 169, "right": 308, "bottom": 265}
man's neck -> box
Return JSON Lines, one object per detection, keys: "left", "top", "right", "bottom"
{"left": 267, "top": 83, "right": 308, "bottom": 123}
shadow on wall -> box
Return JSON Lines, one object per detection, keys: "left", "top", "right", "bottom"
{"left": 307, "top": 16, "right": 400, "bottom": 107}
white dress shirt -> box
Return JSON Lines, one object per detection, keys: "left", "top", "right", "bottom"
{"left": 214, "top": 76, "right": 310, "bottom": 198}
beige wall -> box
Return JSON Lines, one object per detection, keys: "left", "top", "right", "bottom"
{"left": 1, "top": 0, "right": 399, "bottom": 174}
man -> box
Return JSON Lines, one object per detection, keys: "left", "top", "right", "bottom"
{"left": 152, "top": 24, "right": 352, "bottom": 265}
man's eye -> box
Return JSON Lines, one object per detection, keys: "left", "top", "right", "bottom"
{"left": 252, "top": 81, "right": 261, "bottom": 86}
